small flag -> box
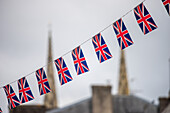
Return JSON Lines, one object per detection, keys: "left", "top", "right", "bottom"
{"left": 35, "top": 68, "right": 51, "bottom": 95}
{"left": 0, "top": 107, "right": 2, "bottom": 113}
{"left": 18, "top": 77, "right": 34, "bottom": 103}
{"left": 92, "top": 33, "right": 112, "bottom": 63}
{"left": 134, "top": 3, "right": 158, "bottom": 35}
{"left": 162, "top": 0, "right": 170, "bottom": 16}
{"left": 72, "top": 46, "right": 89, "bottom": 75}
{"left": 3, "top": 84, "right": 20, "bottom": 109}
{"left": 54, "top": 57, "right": 73, "bottom": 85}
{"left": 113, "top": 18, "right": 133, "bottom": 50}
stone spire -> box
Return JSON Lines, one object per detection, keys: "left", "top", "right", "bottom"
{"left": 118, "top": 50, "right": 130, "bottom": 95}
{"left": 44, "top": 29, "right": 58, "bottom": 109}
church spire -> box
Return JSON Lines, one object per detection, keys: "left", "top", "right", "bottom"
{"left": 44, "top": 28, "right": 58, "bottom": 109}
{"left": 118, "top": 50, "right": 130, "bottom": 95}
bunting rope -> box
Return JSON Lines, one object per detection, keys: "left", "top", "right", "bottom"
{"left": 2, "top": 0, "right": 170, "bottom": 110}
{"left": 0, "top": 0, "right": 147, "bottom": 89}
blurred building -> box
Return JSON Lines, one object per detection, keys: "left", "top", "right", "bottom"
{"left": 47, "top": 85, "right": 157, "bottom": 113}
{"left": 161, "top": 104, "right": 170, "bottom": 113}
{"left": 46, "top": 50, "right": 157, "bottom": 113}
{"left": 158, "top": 92, "right": 170, "bottom": 113}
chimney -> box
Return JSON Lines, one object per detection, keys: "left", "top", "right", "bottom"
{"left": 92, "top": 85, "right": 113, "bottom": 113}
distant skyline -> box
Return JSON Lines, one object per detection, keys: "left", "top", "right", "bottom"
{"left": 0, "top": 0, "right": 170, "bottom": 113}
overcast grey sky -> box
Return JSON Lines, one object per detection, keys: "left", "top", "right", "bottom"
{"left": 0, "top": 0, "right": 169, "bottom": 112}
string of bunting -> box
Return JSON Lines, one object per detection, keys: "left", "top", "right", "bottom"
{"left": 0, "top": 0, "right": 169, "bottom": 112}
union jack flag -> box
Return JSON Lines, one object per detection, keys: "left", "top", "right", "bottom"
{"left": 35, "top": 68, "right": 51, "bottom": 95}
{"left": 113, "top": 18, "right": 133, "bottom": 50}
{"left": 0, "top": 107, "right": 2, "bottom": 113}
{"left": 18, "top": 77, "right": 34, "bottom": 103}
{"left": 72, "top": 46, "right": 89, "bottom": 75}
{"left": 162, "top": 0, "right": 170, "bottom": 16}
{"left": 3, "top": 84, "right": 20, "bottom": 109}
{"left": 134, "top": 3, "right": 157, "bottom": 35}
{"left": 92, "top": 33, "right": 112, "bottom": 63}
{"left": 54, "top": 57, "right": 73, "bottom": 85}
